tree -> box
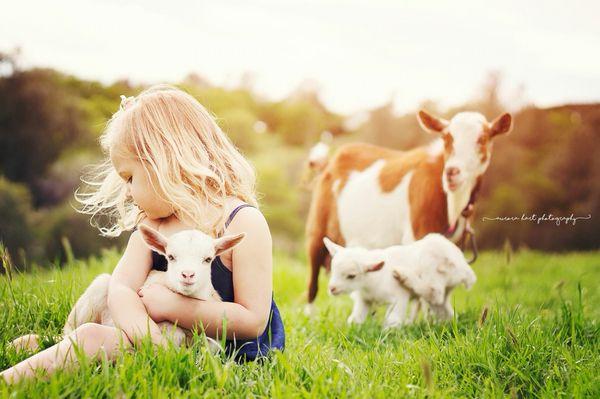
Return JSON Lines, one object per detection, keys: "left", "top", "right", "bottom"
{"left": 0, "top": 68, "right": 88, "bottom": 201}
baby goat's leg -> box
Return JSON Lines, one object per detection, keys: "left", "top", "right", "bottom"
{"left": 64, "top": 274, "right": 111, "bottom": 335}
{"left": 156, "top": 322, "right": 188, "bottom": 347}
{"left": 383, "top": 291, "right": 410, "bottom": 328}
{"left": 347, "top": 291, "right": 369, "bottom": 325}
{"left": 406, "top": 299, "right": 421, "bottom": 324}
{"left": 440, "top": 289, "right": 455, "bottom": 320}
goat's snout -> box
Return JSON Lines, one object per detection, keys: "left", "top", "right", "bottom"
{"left": 444, "top": 166, "right": 462, "bottom": 191}
{"left": 328, "top": 285, "right": 340, "bottom": 295}
{"left": 180, "top": 270, "right": 196, "bottom": 282}
{"left": 445, "top": 166, "right": 460, "bottom": 179}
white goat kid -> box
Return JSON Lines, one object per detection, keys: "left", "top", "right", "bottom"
{"left": 323, "top": 238, "right": 413, "bottom": 328}
{"left": 390, "top": 233, "right": 477, "bottom": 320}
{"left": 10, "top": 225, "right": 245, "bottom": 352}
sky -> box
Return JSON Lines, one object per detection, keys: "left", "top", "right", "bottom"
{"left": 2, "top": 0, "right": 600, "bottom": 115}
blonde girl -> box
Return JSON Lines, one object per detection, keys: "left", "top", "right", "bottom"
{"left": 1, "top": 85, "right": 285, "bottom": 384}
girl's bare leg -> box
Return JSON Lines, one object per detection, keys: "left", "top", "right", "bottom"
{"left": 0, "top": 323, "right": 130, "bottom": 385}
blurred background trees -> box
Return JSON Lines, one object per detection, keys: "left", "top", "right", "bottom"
{"left": 0, "top": 53, "right": 597, "bottom": 269}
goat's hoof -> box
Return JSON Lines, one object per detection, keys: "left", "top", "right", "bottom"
{"left": 347, "top": 316, "right": 365, "bottom": 325}
{"left": 303, "top": 303, "right": 316, "bottom": 317}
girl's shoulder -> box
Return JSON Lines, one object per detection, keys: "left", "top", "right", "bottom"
{"left": 217, "top": 201, "right": 272, "bottom": 270}
{"left": 223, "top": 202, "right": 270, "bottom": 239}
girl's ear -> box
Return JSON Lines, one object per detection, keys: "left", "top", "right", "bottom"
{"left": 138, "top": 224, "right": 168, "bottom": 255}
{"left": 214, "top": 233, "right": 246, "bottom": 256}
{"left": 323, "top": 237, "right": 343, "bottom": 257}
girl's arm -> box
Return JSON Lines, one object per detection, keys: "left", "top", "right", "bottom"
{"left": 140, "top": 208, "right": 273, "bottom": 340}
{"left": 108, "top": 224, "right": 167, "bottom": 346}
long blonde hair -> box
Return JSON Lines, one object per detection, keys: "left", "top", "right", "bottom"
{"left": 76, "top": 84, "right": 258, "bottom": 237}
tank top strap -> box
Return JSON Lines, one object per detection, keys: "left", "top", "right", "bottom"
{"left": 224, "top": 203, "right": 255, "bottom": 228}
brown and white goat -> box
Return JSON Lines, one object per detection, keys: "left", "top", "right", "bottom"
{"left": 304, "top": 110, "right": 512, "bottom": 314}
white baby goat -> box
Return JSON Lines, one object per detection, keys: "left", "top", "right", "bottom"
{"left": 390, "top": 234, "right": 477, "bottom": 320}
{"left": 10, "top": 225, "right": 245, "bottom": 352}
{"left": 323, "top": 237, "right": 414, "bottom": 328}
{"left": 323, "top": 233, "right": 476, "bottom": 327}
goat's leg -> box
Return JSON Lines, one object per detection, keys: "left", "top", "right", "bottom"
{"left": 347, "top": 291, "right": 370, "bottom": 325}
{"left": 383, "top": 292, "right": 410, "bottom": 328}
{"left": 440, "top": 289, "right": 455, "bottom": 320}
{"left": 156, "top": 322, "right": 188, "bottom": 347}
{"left": 63, "top": 273, "right": 111, "bottom": 335}
{"left": 305, "top": 236, "right": 327, "bottom": 316}
{"left": 406, "top": 299, "right": 422, "bottom": 324}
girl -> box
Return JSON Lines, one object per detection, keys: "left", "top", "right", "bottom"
{"left": 1, "top": 85, "right": 285, "bottom": 384}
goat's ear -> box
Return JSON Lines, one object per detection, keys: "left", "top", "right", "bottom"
{"left": 138, "top": 224, "right": 167, "bottom": 255}
{"left": 418, "top": 110, "right": 448, "bottom": 134}
{"left": 436, "top": 258, "right": 453, "bottom": 274}
{"left": 214, "top": 232, "right": 246, "bottom": 256}
{"left": 323, "top": 237, "right": 343, "bottom": 257}
{"left": 489, "top": 112, "right": 513, "bottom": 138}
{"left": 364, "top": 260, "right": 385, "bottom": 273}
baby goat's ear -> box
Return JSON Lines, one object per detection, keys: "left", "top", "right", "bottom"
{"left": 214, "top": 232, "right": 246, "bottom": 256}
{"left": 323, "top": 237, "right": 343, "bottom": 256}
{"left": 138, "top": 224, "right": 168, "bottom": 255}
{"left": 364, "top": 260, "right": 385, "bottom": 273}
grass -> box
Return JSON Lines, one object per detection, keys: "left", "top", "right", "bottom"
{"left": 0, "top": 248, "right": 599, "bottom": 398}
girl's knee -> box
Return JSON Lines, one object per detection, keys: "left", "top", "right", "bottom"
{"left": 69, "top": 323, "right": 104, "bottom": 347}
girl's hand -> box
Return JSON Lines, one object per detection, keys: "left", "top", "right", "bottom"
{"left": 138, "top": 284, "right": 177, "bottom": 322}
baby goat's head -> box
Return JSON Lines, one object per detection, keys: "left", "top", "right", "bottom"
{"left": 138, "top": 225, "right": 245, "bottom": 295}
{"left": 323, "top": 237, "right": 385, "bottom": 295}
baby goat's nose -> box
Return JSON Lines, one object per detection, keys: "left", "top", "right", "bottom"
{"left": 181, "top": 271, "right": 195, "bottom": 279}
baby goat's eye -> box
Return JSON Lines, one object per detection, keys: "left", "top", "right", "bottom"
{"left": 204, "top": 257, "right": 212, "bottom": 263}
{"left": 167, "top": 254, "right": 175, "bottom": 261}
{"left": 347, "top": 274, "right": 356, "bottom": 280}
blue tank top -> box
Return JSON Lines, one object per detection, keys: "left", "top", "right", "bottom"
{"left": 150, "top": 204, "right": 285, "bottom": 361}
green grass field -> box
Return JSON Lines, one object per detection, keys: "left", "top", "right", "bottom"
{"left": 1, "top": 249, "right": 599, "bottom": 398}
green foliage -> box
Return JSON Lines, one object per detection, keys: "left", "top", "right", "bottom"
{"left": 476, "top": 105, "right": 600, "bottom": 250}
{"left": 252, "top": 139, "right": 307, "bottom": 251}
{"left": 0, "top": 250, "right": 598, "bottom": 397}
{"left": 36, "top": 203, "right": 126, "bottom": 265}
{"left": 0, "top": 177, "right": 39, "bottom": 267}
{"left": 0, "top": 69, "right": 90, "bottom": 191}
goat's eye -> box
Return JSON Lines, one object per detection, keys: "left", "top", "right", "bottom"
{"left": 347, "top": 274, "right": 356, "bottom": 280}
{"left": 167, "top": 254, "right": 175, "bottom": 261}
{"left": 204, "top": 257, "right": 212, "bottom": 263}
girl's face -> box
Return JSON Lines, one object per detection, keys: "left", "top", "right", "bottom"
{"left": 111, "top": 152, "right": 174, "bottom": 220}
